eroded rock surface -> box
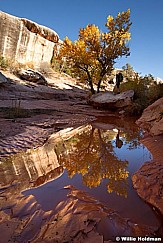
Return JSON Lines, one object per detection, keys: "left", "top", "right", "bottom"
{"left": 132, "top": 159, "right": 163, "bottom": 214}
{"left": 0, "top": 186, "right": 157, "bottom": 243}
{"left": 0, "top": 71, "right": 114, "bottom": 157}
{"left": 133, "top": 99, "right": 163, "bottom": 219}
{"left": 136, "top": 97, "right": 163, "bottom": 136}
{"left": 132, "top": 135, "right": 163, "bottom": 216}
{"left": 0, "top": 70, "right": 162, "bottom": 242}
{"left": 21, "top": 18, "right": 59, "bottom": 42}
{"left": 89, "top": 90, "right": 134, "bottom": 109}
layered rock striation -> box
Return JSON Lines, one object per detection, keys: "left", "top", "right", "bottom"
{"left": 0, "top": 11, "right": 60, "bottom": 66}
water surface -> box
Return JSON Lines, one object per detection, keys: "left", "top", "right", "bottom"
{"left": 0, "top": 116, "right": 161, "bottom": 228}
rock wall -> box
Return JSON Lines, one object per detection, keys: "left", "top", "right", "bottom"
{"left": 136, "top": 97, "right": 163, "bottom": 136}
{"left": 0, "top": 11, "right": 60, "bottom": 67}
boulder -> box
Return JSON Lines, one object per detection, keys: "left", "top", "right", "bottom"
{"left": 17, "top": 69, "right": 48, "bottom": 85}
{"left": 132, "top": 135, "right": 163, "bottom": 217}
{"left": 132, "top": 159, "right": 163, "bottom": 215}
{"left": 136, "top": 97, "right": 163, "bottom": 136}
{"left": 89, "top": 90, "right": 134, "bottom": 109}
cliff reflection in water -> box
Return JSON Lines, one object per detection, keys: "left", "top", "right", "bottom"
{"left": 0, "top": 145, "right": 63, "bottom": 192}
{"left": 0, "top": 118, "right": 146, "bottom": 199}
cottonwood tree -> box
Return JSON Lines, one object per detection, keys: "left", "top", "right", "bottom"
{"left": 57, "top": 9, "right": 131, "bottom": 94}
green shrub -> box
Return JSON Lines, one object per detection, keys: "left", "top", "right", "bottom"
{"left": 147, "top": 83, "right": 163, "bottom": 104}
{"left": 51, "top": 57, "right": 62, "bottom": 72}
{"left": 0, "top": 56, "right": 9, "bottom": 70}
{"left": 38, "top": 62, "right": 53, "bottom": 77}
{"left": 51, "top": 57, "right": 75, "bottom": 77}
{"left": 120, "top": 77, "right": 163, "bottom": 115}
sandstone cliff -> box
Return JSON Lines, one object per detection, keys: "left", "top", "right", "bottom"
{"left": 0, "top": 11, "right": 60, "bottom": 67}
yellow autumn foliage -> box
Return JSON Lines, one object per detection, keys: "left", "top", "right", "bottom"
{"left": 57, "top": 9, "right": 131, "bottom": 94}
{"left": 56, "top": 127, "right": 129, "bottom": 197}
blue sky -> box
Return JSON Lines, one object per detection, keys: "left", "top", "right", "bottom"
{"left": 1, "top": 0, "right": 163, "bottom": 79}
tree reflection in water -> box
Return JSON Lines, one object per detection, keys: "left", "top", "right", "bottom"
{"left": 55, "top": 126, "right": 129, "bottom": 198}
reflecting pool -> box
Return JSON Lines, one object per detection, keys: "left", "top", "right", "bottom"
{"left": 0, "top": 116, "right": 161, "bottom": 228}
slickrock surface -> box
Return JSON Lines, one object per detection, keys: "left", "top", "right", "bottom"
{"left": 133, "top": 98, "right": 163, "bottom": 217}
{"left": 136, "top": 97, "right": 163, "bottom": 136}
{"left": 132, "top": 135, "right": 163, "bottom": 216}
{"left": 1, "top": 70, "right": 163, "bottom": 242}
{"left": 0, "top": 186, "right": 157, "bottom": 243}
{"left": 0, "top": 70, "right": 117, "bottom": 157}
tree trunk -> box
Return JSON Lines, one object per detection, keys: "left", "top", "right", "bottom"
{"left": 84, "top": 67, "right": 95, "bottom": 94}
{"left": 89, "top": 80, "right": 95, "bottom": 94}
{"left": 97, "top": 79, "right": 102, "bottom": 93}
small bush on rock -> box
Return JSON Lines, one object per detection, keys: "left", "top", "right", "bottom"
{"left": 120, "top": 75, "right": 163, "bottom": 115}
{"left": 0, "top": 56, "right": 9, "bottom": 70}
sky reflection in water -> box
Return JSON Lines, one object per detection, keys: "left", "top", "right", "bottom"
{"left": 24, "top": 120, "right": 158, "bottom": 227}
